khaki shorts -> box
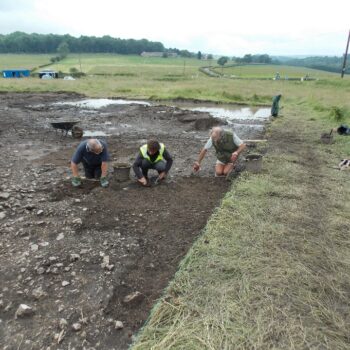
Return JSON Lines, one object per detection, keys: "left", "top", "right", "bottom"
{"left": 216, "top": 159, "right": 233, "bottom": 165}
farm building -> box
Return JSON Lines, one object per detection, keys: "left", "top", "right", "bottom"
{"left": 2, "top": 69, "right": 30, "bottom": 78}
{"left": 141, "top": 51, "right": 177, "bottom": 58}
{"left": 39, "top": 70, "right": 58, "bottom": 79}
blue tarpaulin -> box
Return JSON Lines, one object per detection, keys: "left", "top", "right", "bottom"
{"left": 2, "top": 69, "right": 30, "bottom": 78}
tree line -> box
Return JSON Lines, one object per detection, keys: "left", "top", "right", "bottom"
{"left": 0, "top": 32, "right": 165, "bottom": 54}
{"left": 282, "top": 56, "right": 350, "bottom": 74}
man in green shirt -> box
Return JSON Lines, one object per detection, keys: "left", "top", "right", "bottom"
{"left": 193, "top": 127, "right": 246, "bottom": 177}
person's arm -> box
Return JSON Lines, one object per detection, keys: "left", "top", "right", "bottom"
{"left": 71, "top": 161, "right": 80, "bottom": 177}
{"left": 193, "top": 148, "right": 207, "bottom": 172}
{"left": 230, "top": 143, "right": 246, "bottom": 162}
{"left": 163, "top": 149, "right": 173, "bottom": 174}
{"left": 101, "top": 162, "right": 108, "bottom": 177}
{"left": 230, "top": 133, "right": 246, "bottom": 162}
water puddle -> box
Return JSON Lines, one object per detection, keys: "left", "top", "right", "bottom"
{"left": 170, "top": 102, "right": 270, "bottom": 122}
{"left": 53, "top": 99, "right": 151, "bottom": 109}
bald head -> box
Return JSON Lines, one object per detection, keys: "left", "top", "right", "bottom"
{"left": 87, "top": 139, "right": 103, "bottom": 154}
{"left": 210, "top": 127, "right": 224, "bottom": 142}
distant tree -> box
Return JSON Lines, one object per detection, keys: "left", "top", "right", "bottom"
{"left": 207, "top": 54, "right": 213, "bottom": 60}
{"left": 217, "top": 56, "right": 228, "bottom": 74}
{"left": 179, "top": 49, "right": 193, "bottom": 58}
{"left": 162, "top": 52, "right": 168, "bottom": 58}
{"left": 57, "top": 41, "right": 69, "bottom": 59}
{"left": 197, "top": 51, "right": 202, "bottom": 60}
{"left": 217, "top": 56, "right": 228, "bottom": 66}
{"left": 242, "top": 54, "right": 252, "bottom": 63}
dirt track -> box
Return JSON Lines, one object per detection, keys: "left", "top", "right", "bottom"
{"left": 0, "top": 93, "right": 263, "bottom": 349}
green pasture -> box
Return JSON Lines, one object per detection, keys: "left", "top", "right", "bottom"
{"left": 0, "top": 54, "right": 349, "bottom": 111}
{"left": 212, "top": 63, "right": 340, "bottom": 79}
{"left": 0, "top": 53, "right": 52, "bottom": 70}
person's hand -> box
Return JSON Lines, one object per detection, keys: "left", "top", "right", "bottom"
{"left": 71, "top": 176, "right": 82, "bottom": 187}
{"left": 100, "top": 176, "right": 109, "bottom": 188}
{"left": 230, "top": 152, "right": 239, "bottom": 162}
{"left": 158, "top": 172, "right": 166, "bottom": 180}
{"left": 193, "top": 161, "right": 201, "bottom": 172}
{"left": 138, "top": 177, "right": 148, "bottom": 186}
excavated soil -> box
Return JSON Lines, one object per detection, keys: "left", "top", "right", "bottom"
{"left": 0, "top": 93, "right": 263, "bottom": 350}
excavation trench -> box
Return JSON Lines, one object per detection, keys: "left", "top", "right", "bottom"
{"left": 0, "top": 93, "right": 267, "bottom": 349}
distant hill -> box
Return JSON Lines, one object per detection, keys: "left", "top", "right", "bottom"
{"left": 276, "top": 55, "right": 349, "bottom": 74}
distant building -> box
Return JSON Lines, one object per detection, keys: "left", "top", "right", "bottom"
{"left": 39, "top": 70, "right": 58, "bottom": 79}
{"left": 141, "top": 52, "right": 164, "bottom": 57}
{"left": 141, "top": 51, "right": 178, "bottom": 58}
{"left": 2, "top": 69, "right": 30, "bottom": 78}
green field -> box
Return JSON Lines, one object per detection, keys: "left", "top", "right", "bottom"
{"left": 1, "top": 53, "right": 350, "bottom": 349}
{"left": 0, "top": 54, "right": 349, "bottom": 109}
{"left": 0, "top": 53, "right": 52, "bottom": 70}
{"left": 213, "top": 63, "right": 339, "bottom": 79}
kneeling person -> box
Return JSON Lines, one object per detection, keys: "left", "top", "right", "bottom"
{"left": 193, "top": 127, "right": 246, "bottom": 176}
{"left": 71, "top": 138, "right": 110, "bottom": 187}
{"left": 133, "top": 140, "right": 173, "bottom": 186}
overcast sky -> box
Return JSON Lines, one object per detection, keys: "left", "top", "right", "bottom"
{"left": 0, "top": 0, "right": 349, "bottom": 56}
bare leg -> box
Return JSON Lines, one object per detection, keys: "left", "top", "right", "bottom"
{"left": 223, "top": 163, "right": 234, "bottom": 175}
{"left": 215, "top": 163, "right": 225, "bottom": 176}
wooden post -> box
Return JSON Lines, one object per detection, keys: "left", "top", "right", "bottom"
{"left": 341, "top": 30, "right": 350, "bottom": 78}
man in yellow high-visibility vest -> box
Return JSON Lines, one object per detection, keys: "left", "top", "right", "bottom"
{"left": 132, "top": 139, "right": 173, "bottom": 186}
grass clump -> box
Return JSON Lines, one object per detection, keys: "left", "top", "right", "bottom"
{"left": 132, "top": 104, "right": 350, "bottom": 350}
{"left": 329, "top": 105, "right": 349, "bottom": 122}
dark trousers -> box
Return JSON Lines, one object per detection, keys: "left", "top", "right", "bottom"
{"left": 82, "top": 160, "right": 102, "bottom": 179}
{"left": 141, "top": 159, "right": 166, "bottom": 178}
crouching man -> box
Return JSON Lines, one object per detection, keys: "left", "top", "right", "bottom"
{"left": 193, "top": 127, "right": 246, "bottom": 177}
{"left": 71, "top": 138, "right": 110, "bottom": 187}
{"left": 133, "top": 139, "right": 173, "bottom": 186}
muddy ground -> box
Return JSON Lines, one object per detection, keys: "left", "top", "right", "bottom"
{"left": 0, "top": 93, "right": 264, "bottom": 350}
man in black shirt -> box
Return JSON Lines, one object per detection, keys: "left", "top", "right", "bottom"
{"left": 133, "top": 139, "right": 173, "bottom": 186}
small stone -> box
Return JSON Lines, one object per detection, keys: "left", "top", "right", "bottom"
{"left": 101, "top": 255, "right": 110, "bottom": 269}
{"left": 59, "top": 318, "right": 68, "bottom": 330}
{"left": 0, "top": 212, "right": 6, "bottom": 220}
{"left": 114, "top": 320, "right": 124, "bottom": 330}
{"left": 0, "top": 192, "right": 10, "bottom": 200}
{"left": 72, "top": 218, "right": 82, "bottom": 226}
{"left": 72, "top": 322, "right": 82, "bottom": 331}
{"left": 15, "top": 304, "right": 34, "bottom": 318}
{"left": 106, "top": 264, "right": 114, "bottom": 271}
{"left": 24, "top": 204, "right": 36, "bottom": 210}
{"left": 37, "top": 267, "right": 45, "bottom": 275}
{"left": 37, "top": 210, "right": 44, "bottom": 216}
{"left": 123, "top": 291, "right": 144, "bottom": 304}
{"left": 62, "top": 281, "right": 70, "bottom": 287}
{"left": 32, "top": 286, "right": 47, "bottom": 300}
{"left": 30, "top": 244, "right": 39, "bottom": 252}
{"left": 56, "top": 233, "right": 64, "bottom": 241}
{"left": 69, "top": 254, "right": 80, "bottom": 262}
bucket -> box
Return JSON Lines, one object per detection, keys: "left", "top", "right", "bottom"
{"left": 245, "top": 154, "right": 263, "bottom": 173}
{"left": 112, "top": 162, "right": 131, "bottom": 182}
{"left": 320, "top": 133, "right": 333, "bottom": 144}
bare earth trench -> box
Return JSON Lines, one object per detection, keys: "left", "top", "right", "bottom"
{"left": 0, "top": 93, "right": 263, "bottom": 350}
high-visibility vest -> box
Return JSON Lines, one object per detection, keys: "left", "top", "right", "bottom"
{"left": 140, "top": 143, "right": 165, "bottom": 164}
